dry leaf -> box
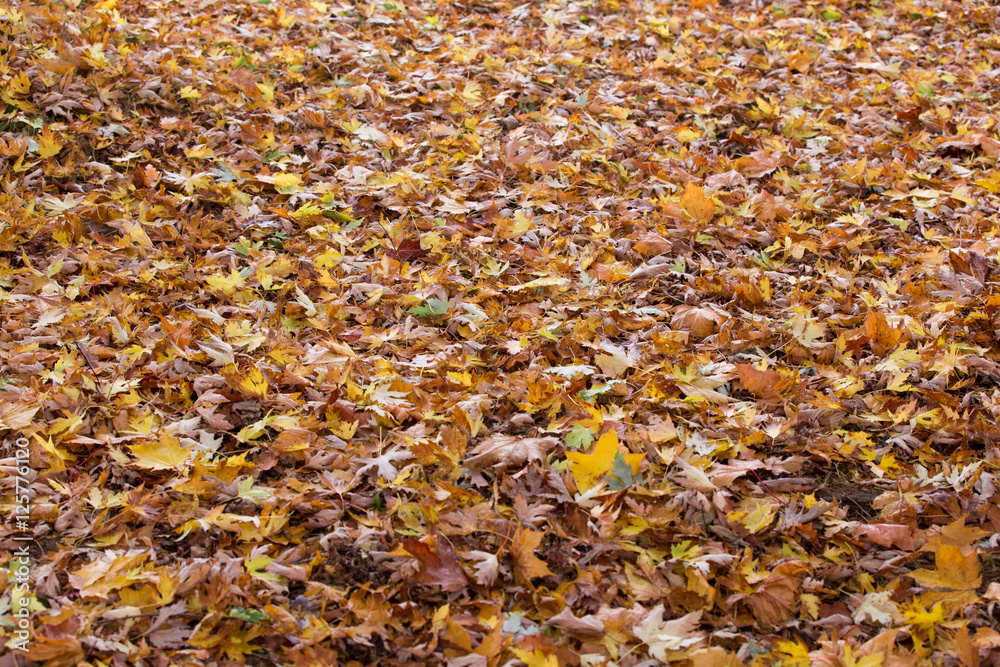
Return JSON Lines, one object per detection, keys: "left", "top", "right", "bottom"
{"left": 465, "top": 435, "right": 558, "bottom": 472}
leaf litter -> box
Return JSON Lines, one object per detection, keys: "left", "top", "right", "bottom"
{"left": 1, "top": 0, "right": 1000, "bottom": 664}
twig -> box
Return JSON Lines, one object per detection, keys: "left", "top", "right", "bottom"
{"left": 750, "top": 469, "right": 788, "bottom": 507}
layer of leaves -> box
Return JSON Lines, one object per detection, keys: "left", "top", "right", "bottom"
{"left": 2, "top": 0, "right": 1000, "bottom": 664}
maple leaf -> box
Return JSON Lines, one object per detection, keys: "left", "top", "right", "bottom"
{"left": 679, "top": 182, "right": 715, "bottom": 223}
{"left": 129, "top": 435, "right": 191, "bottom": 471}
{"left": 511, "top": 527, "right": 553, "bottom": 585}
{"left": 632, "top": 607, "right": 704, "bottom": 660}
{"left": 747, "top": 561, "right": 806, "bottom": 628}
{"left": 14, "top": 0, "right": 1000, "bottom": 659}
{"left": 564, "top": 424, "right": 596, "bottom": 450}
{"left": 465, "top": 435, "right": 558, "bottom": 473}
{"left": 606, "top": 452, "right": 645, "bottom": 490}
{"left": 567, "top": 430, "right": 642, "bottom": 491}
{"left": 510, "top": 648, "right": 558, "bottom": 667}
{"left": 354, "top": 444, "right": 414, "bottom": 481}
{"left": 907, "top": 543, "right": 981, "bottom": 610}
{"left": 462, "top": 550, "right": 499, "bottom": 587}
{"left": 671, "top": 306, "right": 727, "bottom": 338}
{"left": 403, "top": 538, "right": 468, "bottom": 592}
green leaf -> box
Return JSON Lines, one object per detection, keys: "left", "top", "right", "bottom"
{"left": 409, "top": 296, "right": 449, "bottom": 318}
{"left": 237, "top": 477, "right": 269, "bottom": 504}
{"left": 565, "top": 424, "right": 596, "bottom": 451}
{"left": 606, "top": 451, "right": 644, "bottom": 490}
{"left": 577, "top": 380, "right": 621, "bottom": 403}
{"left": 229, "top": 606, "right": 270, "bottom": 624}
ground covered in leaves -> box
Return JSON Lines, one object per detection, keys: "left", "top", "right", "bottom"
{"left": 2, "top": 0, "right": 1000, "bottom": 664}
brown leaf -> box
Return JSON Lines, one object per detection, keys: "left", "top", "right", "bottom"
{"left": 949, "top": 249, "right": 989, "bottom": 283}
{"left": 751, "top": 190, "right": 777, "bottom": 222}
{"left": 671, "top": 306, "right": 726, "bottom": 338}
{"left": 385, "top": 238, "right": 429, "bottom": 262}
{"left": 465, "top": 435, "right": 558, "bottom": 472}
{"left": 704, "top": 170, "right": 748, "bottom": 189}
{"left": 628, "top": 262, "right": 674, "bottom": 281}
{"left": 747, "top": 561, "right": 805, "bottom": 628}
{"left": 863, "top": 310, "right": 903, "bottom": 355}
{"left": 735, "top": 364, "right": 782, "bottom": 398}
{"left": 461, "top": 550, "right": 499, "bottom": 587}
{"left": 403, "top": 538, "right": 469, "bottom": 592}
{"left": 632, "top": 232, "right": 673, "bottom": 256}
{"left": 511, "top": 527, "right": 553, "bottom": 585}
{"left": 855, "top": 523, "right": 920, "bottom": 551}
{"left": 543, "top": 608, "right": 605, "bottom": 636}
{"left": 733, "top": 150, "right": 779, "bottom": 178}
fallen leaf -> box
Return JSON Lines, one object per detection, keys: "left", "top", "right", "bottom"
{"left": 511, "top": 527, "right": 553, "bottom": 585}
{"left": 632, "top": 607, "right": 704, "bottom": 660}
{"left": 465, "top": 435, "right": 558, "bottom": 473}
{"left": 403, "top": 538, "right": 469, "bottom": 592}
{"left": 567, "top": 430, "right": 641, "bottom": 491}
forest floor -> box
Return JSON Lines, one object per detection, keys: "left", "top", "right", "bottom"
{"left": 2, "top": 0, "right": 1000, "bottom": 664}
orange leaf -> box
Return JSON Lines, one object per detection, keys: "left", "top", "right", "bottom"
{"left": 735, "top": 364, "right": 782, "bottom": 398}
{"left": 679, "top": 182, "right": 715, "bottom": 223}
{"left": 864, "top": 310, "right": 903, "bottom": 355}
{"left": 511, "top": 527, "right": 552, "bottom": 585}
{"left": 909, "top": 544, "right": 981, "bottom": 592}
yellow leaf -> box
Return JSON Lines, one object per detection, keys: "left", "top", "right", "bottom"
{"left": 184, "top": 144, "right": 214, "bottom": 159}
{"left": 508, "top": 275, "right": 569, "bottom": 292}
{"left": 255, "top": 81, "right": 274, "bottom": 101}
{"left": 774, "top": 638, "right": 810, "bottom": 666}
{"left": 245, "top": 554, "right": 284, "bottom": 582}
{"left": 677, "top": 126, "right": 701, "bottom": 143}
{"left": 38, "top": 125, "right": 63, "bottom": 159}
{"left": 237, "top": 365, "right": 268, "bottom": 400}
{"left": 511, "top": 649, "right": 558, "bottom": 667}
{"left": 567, "top": 430, "right": 640, "bottom": 491}
{"left": 205, "top": 268, "right": 247, "bottom": 296}
{"left": 48, "top": 413, "right": 84, "bottom": 436}
{"left": 447, "top": 370, "right": 472, "bottom": 386}
{"left": 909, "top": 544, "right": 981, "bottom": 591}
{"left": 735, "top": 502, "right": 775, "bottom": 534}
{"left": 33, "top": 433, "right": 74, "bottom": 471}
{"left": 461, "top": 81, "right": 483, "bottom": 105}
{"left": 129, "top": 435, "right": 191, "bottom": 471}
{"left": 495, "top": 209, "right": 534, "bottom": 239}
{"left": 902, "top": 601, "right": 945, "bottom": 629}
{"left": 274, "top": 172, "right": 301, "bottom": 192}
{"left": 179, "top": 85, "right": 200, "bottom": 100}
